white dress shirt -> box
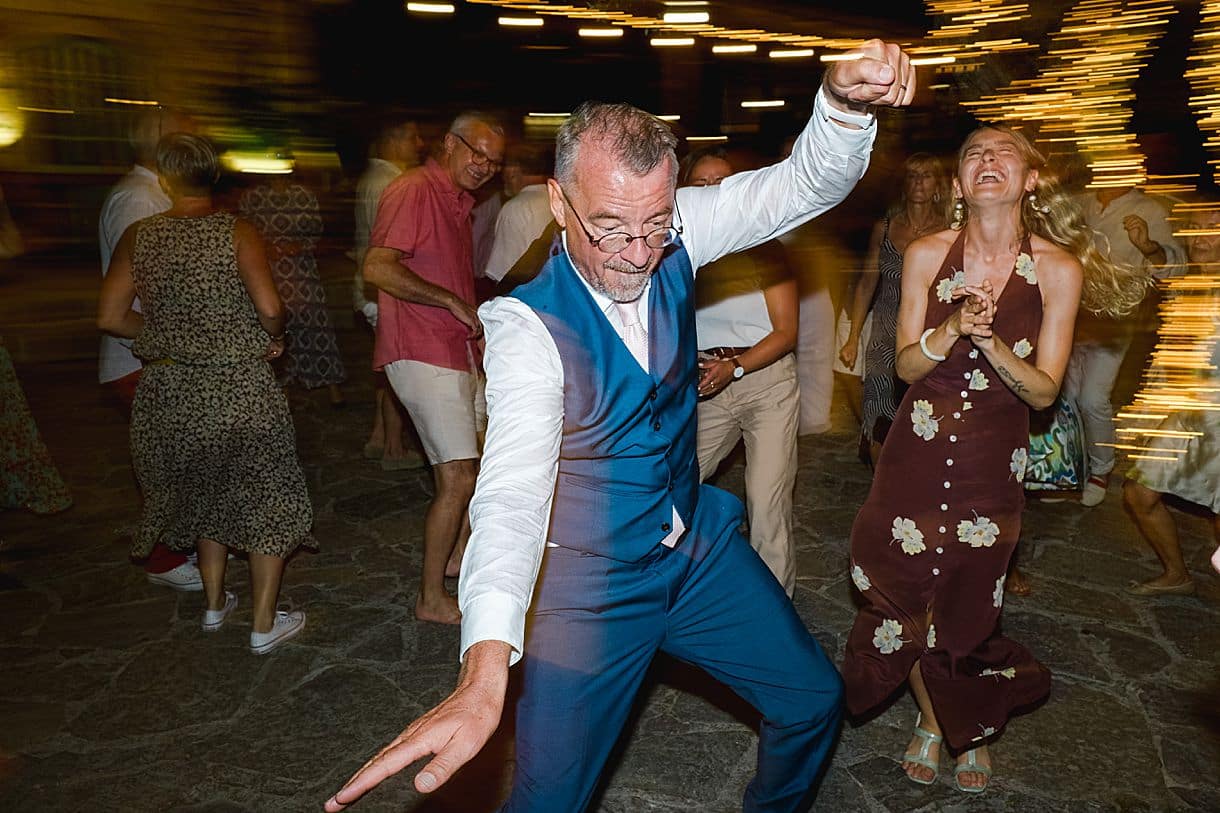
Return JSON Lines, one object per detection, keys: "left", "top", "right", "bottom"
{"left": 459, "top": 87, "right": 876, "bottom": 664}
{"left": 98, "top": 164, "right": 170, "bottom": 383}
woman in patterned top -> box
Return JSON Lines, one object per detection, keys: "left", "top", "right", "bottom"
{"left": 842, "top": 125, "right": 1147, "bottom": 793}
{"left": 98, "top": 133, "right": 316, "bottom": 655}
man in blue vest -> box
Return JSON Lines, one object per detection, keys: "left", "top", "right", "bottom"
{"left": 327, "top": 39, "right": 914, "bottom": 813}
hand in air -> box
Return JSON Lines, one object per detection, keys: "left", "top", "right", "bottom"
{"left": 823, "top": 39, "right": 915, "bottom": 109}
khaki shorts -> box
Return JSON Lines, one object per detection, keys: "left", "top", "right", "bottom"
{"left": 383, "top": 360, "right": 486, "bottom": 464}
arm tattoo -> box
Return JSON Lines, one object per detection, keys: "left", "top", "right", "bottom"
{"left": 996, "top": 363, "right": 1028, "bottom": 394}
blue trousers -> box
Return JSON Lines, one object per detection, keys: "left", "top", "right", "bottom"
{"left": 502, "top": 487, "right": 844, "bottom": 813}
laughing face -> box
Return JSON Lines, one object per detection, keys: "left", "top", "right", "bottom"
{"left": 954, "top": 127, "right": 1039, "bottom": 209}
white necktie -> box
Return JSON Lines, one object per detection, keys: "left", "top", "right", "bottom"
{"left": 615, "top": 301, "right": 648, "bottom": 370}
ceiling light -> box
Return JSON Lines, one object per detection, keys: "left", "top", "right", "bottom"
{"left": 405, "top": 2, "right": 455, "bottom": 14}
{"left": 104, "top": 97, "right": 160, "bottom": 106}
{"left": 499, "top": 16, "right": 543, "bottom": 27}
{"left": 770, "top": 49, "right": 814, "bottom": 59}
{"left": 657, "top": 115, "right": 681, "bottom": 121}
{"left": 651, "top": 37, "right": 695, "bottom": 47}
{"left": 712, "top": 44, "right": 757, "bottom": 54}
{"left": 687, "top": 135, "right": 728, "bottom": 143}
{"left": 579, "top": 27, "right": 623, "bottom": 37}
{"left": 18, "top": 105, "right": 75, "bottom": 114}
{"left": 741, "top": 100, "right": 785, "bottom": 108}
{"left": 663, "top": 11, "right": 709, "bottom": 24}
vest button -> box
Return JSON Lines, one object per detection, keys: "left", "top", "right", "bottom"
{"left": 661, "top": 522, "right": 671, "bottom": 532}
{"left": 652, "top": 421, "right": 661, "bottom": 430}
{"left": 649, "top": 390, "right": 658, "bottom": 401}
{"left": 667, "top": 483, "right": 673, "bottom": 491}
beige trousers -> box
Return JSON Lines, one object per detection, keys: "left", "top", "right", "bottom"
{"left": 696, "top": 353, "right": 800, "bottom": 595}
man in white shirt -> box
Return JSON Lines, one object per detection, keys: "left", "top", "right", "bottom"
{"left": 1066, "top": 184, "right": 1186, "bottom": 506}
{"left": 98, "top": 106, "right": 202, "bottom": 591}
{"left": 352, "top": 116, "right": 428, "bottom": 472}
{"left": 326, "top": 39, "right": 914, "bottom": 813}
{"left": 482, "top": 141, "right": 555, "bottom": 284}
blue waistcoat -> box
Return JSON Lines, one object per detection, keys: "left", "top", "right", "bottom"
{"left": 511, "top": 245, "right": 700, "bottom": 562}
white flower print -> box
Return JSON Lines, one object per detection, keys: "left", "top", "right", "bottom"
{"left": 873, "top": 619, "right": 905, "bottom": 654}
{"left": 957, "top": 514, "right": 1001, "bottom": 548}
{"left": 1010, "top": 447, "right": 1028, "bottom": 482}
{"left": 851, "top": 564, "right": 871, "bottom": 592}
{"left": 892, "top": 516, "right": 927, "bottom": 555}
{"left": 911, "top": 399, "right": 940, "bottom": 441}
{"left": 982, "top": 667, "right": 1017, "bottom": 680}
{"left": 972, "top": 724, "right": 998, "bottom": 742}
{"left": 993, "top": 575, "right": 1006, "bottom": 608}
{"left": 1013, "top": 338, "right": 1033, "bottom": 359}
{"left": 968, "top": 369, "right": 990, "bottom": 391}
{"left": 927, "top": 625, "right": 937, "bottom": 649}
{"left": 936, "top": 269, "right": 967, "bottom": 303}
{"left": 963, "top": 401, "right": 974, "bottom": 411}
{"left": 1015, "top": 252, "right": 1037, "bottom": 285}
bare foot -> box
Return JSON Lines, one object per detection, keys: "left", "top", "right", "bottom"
{"left": 953, "top": 745, "right": 992, "bottom": 792}
{"left": 415, "top": 593, "right": 461, "bottom": 625}
{"left": 1005, "top": 566, "right": 1032, "bottom": 596}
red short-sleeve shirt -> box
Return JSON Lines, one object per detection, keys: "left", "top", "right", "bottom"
{"left": 369, "top": 159, "right": 478, "bottom": 373}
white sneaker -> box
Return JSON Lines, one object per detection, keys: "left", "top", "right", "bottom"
{"left": 146, "top": 561, "right": 203, "bottom": 592}
{"left": 249, "top": 610, "right": 306, "bottom": 655}
{"left": 1080, "top": 475, "right": 1109, "bottom": 507}
{"left": 201, "top": 591, "right": 237, "bottom": 632}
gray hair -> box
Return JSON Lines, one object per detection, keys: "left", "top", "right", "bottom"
{"left": 449, "top": 110, "right": 506, "bottom": 141}
{"left": 156, "top": 132, "right": 219, "bottom": 193}
{"left": 554, "top": 101, "right": 678, "bottom": 190}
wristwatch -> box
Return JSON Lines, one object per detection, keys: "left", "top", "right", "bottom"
{"left": 731, "top": 359, "right": 745, "bottom": 380}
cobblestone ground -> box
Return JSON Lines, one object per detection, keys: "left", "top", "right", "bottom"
{"left": 2, "top": 252, "right": 1217, "bottom": 812}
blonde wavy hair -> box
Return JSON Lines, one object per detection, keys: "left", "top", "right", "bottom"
{"left": 954, "top": 125, "right": 1150, "bottom": 317}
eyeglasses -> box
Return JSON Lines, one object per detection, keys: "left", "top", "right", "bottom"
{"left": 558, "top": 185, "right": 681, "bottom": 254}
{"left": 450, "top": 132, "right": 503, "bottom": 171}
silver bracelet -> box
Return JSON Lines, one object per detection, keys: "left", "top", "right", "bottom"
{"left": 919, "top": 328, "right": 947, "bottom": 362}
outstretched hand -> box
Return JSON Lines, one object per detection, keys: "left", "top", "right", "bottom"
{"left": 324, "top": 642, "right": 511, "bottom": 811}
{"left": 823, "top": 39, "right": 914, "bottom": 110}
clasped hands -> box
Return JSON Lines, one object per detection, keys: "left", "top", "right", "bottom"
{"left": 948, "top": 280, "right": 997, "bottom": 348}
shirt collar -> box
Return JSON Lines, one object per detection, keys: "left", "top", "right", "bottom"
{"left": 130, "top": 164, "right": 159, "bottom": 183}
{"left": 423, "top": 157, "right": 473, "bottom": 207}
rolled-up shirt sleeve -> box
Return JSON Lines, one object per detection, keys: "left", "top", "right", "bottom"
{"left": 681, "top": 86, "right": 876, "bottom": 271}
{"left": 459, "top": 295, "right": 565, "bottom": 665}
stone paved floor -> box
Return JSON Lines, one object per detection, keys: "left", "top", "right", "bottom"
{"left": 2, "top": 251, "right": 1218, "bottom": 812}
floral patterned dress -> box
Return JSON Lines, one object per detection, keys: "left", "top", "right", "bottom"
{"left": 843, "top": 230, "right": 1052, "bottom": 752}
{"left": 1, "top": 339, "right": 71, "bottom": 515}
{"left": 239, "top": 182, "right": 346, "bottom": 389}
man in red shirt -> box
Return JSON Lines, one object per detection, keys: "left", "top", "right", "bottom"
{"left": 364, "top": 111, "right": 506, "bottom": 624}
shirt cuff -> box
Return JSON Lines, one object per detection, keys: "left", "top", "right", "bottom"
{"left": 459, "top": 591, "right": 527, "bottom": 666}
{"left": 814, "top": 85, "right": 876, "bottom": 131}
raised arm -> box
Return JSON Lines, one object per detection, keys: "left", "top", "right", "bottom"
{"left": 682, "top": 40, "right": 912, "bottom": 270}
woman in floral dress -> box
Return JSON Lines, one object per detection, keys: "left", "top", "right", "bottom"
{"left": 99, "top": 134, "right": 315, "bottom": 654}
{"left": 842, "top": 126, "right": 1147, "bottom": 792}
{"left": 239, "top": 173, "right": 347, "bottom": 405}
